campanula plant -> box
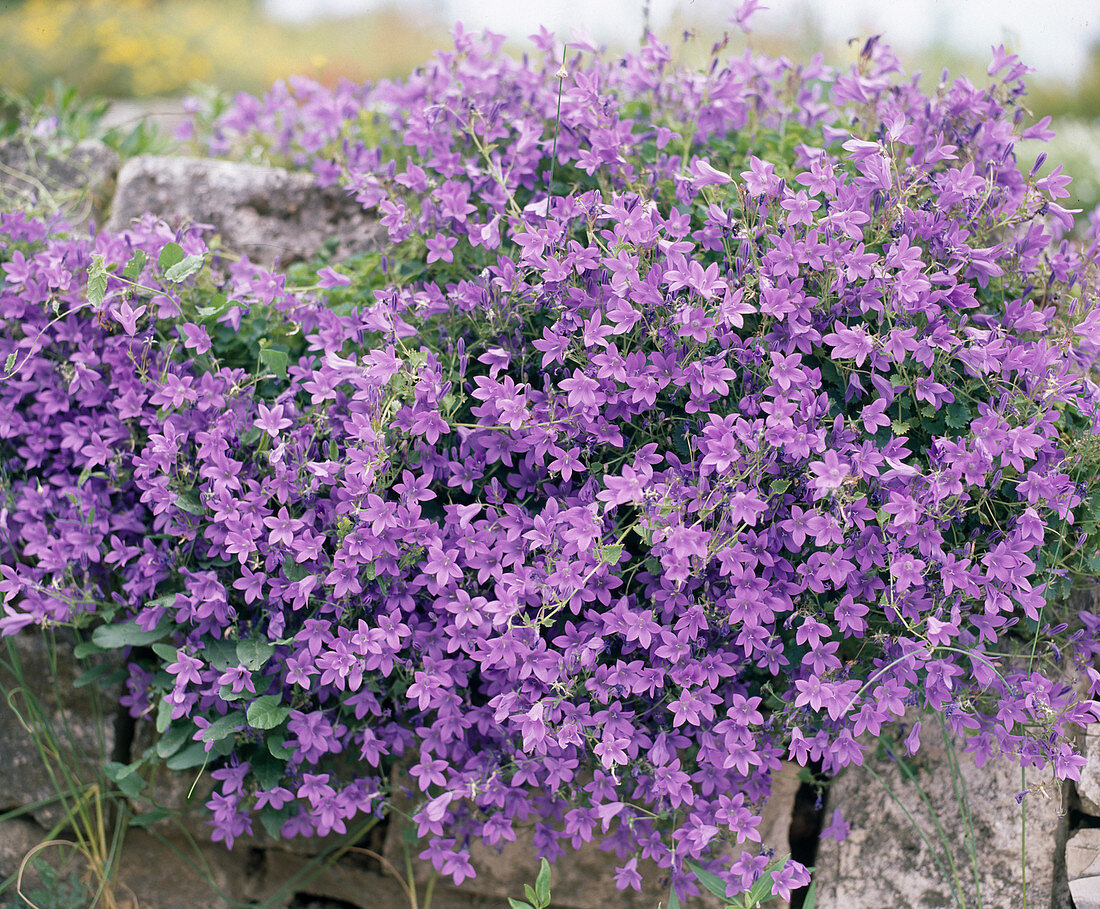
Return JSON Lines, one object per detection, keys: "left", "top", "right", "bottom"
{"left": 3, "top": 8, "right": 1100, "bottom": 905}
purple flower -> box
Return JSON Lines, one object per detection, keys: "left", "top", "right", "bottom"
{"left": 904, "top": 722, "right": 922, "bottom": 756}
{"left": 180, "top": 322, "right": 212, "bottom": 354}
{"left": 614, "top": 857, "right": 643, "bottom": 891}
{"left": 426, "top": 234, "right": 458, "bottom": 264}
{"left": 114, "top": 300, "right": 146, "bottom": 336}
{"left": 808, "top": 451, "right": 850, "bottom": 495}
{"left": 317, "top": 266, "right": 351, "bottom": 289}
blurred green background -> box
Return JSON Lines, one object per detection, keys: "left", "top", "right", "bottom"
{"left": 1, "top": 0, "right": 1099, "bottom": 214}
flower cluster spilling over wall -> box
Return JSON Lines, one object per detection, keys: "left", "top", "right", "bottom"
{"left": 4, "top": 16, "right": 1100, "bottom": 905}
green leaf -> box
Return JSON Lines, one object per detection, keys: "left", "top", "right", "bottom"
{"left": 130, "top": 807, "right": 172, "bottom": 828}
{"left": 282, "top": 560, "right": 309, "bottom": 582}
{"left": 91, "top": 616, "right": 172, "bottom": 650}
{"left": 73, "top": 639, "right": 105, "bottom": 659}
{"left": 77, "top": 467, "right": 107, "bottom": 488}
{"left": 524, "top": 884, "right": 538, "bottom": 905}
{"left": 239, "top": 426, "right": 262, "bottom": 446}
{"left": 945, "top": 402, "right": 970, "bottom": 430}
{"left": 165, "top": 741, "right": 211, "bottom": 771}
{"left": 251, "top": 751, "right": 285, "bottom": 790}
{"left": 267, "top": 736, "right": 292, "bottom": 760}
{"left": 535, "top": 858, "right": 551, "bottom": 906}
{"left": 508, "top": 901, "right": 533, "bottom": 909}
{"left": 746, "top": 855, "right": 791, "bottom": 904}
{"left": 151, "top": 642, "right": 178, "bottom": 662}
{"left": 105, "top": 760, "right": 145, "bottom": 797}
{"left": 165, "top": 253, "right": 204, "bottom": 283}
{"left": 259, "top": 804, "right": 294, "bottom": 839}
{"left": 122, "top": 249, "right": 147, "bottom": 281}
{"left": 202, "top": 638, "right": 239, "bottom": 671}
{"left": 155, "top": 723, "right": 191, "bottom": 760}
{"left": 259, "top": 347, "right": 288, "bottom": 379}
{"left": 201, "top": 711, "right": 245, "bottom": 743}
{"left": 666, "top": 883, "right": 681, "bottom": 909}
{"left": 686, "top": 862, "right": 730, "bottom": 901}
{"left": 157, "top": 242, "right": 185, "bottom": 271}
{"left": 237, "top": 638, "right": 275, "bottom": 671}
{"left": 770, "top": 479, "right": 791, "bottom": 496}
{"left": 600, "top": 544, "right": 623, "bottom": 563}
{"left": 196, "top": 293, "right": 229, "bottom": 320}
{"left": 87, "top": 265, "right": 108, "bottom": 306}
{"left": 4, "top": 352, "right": 16, "bottom": 374}
{"left": 174, "top": 489, "right": 204, "bottom": 515}
{"left": 73, "top": 663, "right": 126, "bottom": 689}
{"left": 219, "top": 684, "right": 247, "bottom": 701}
{"left": 802, "top": 880, "right": 816, "bottom": 909}
{"left": 247, "top": 695, "right": 290, "bottom": 730}
{"left": 155, "top": 695, "right": 172, "bottom": 734}
{"left": 104, "top": 760, "right": 136, "bottom": 782}
{"left": 114, "top": 770, "right": 145, "bottom": 799}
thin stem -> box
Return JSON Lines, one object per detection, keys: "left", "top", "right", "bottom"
{"left": 546, "top": 45, "right": 567, "bottom": 202}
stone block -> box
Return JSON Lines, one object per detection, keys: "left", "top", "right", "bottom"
{"left": 813, "top": 718, "right": 1069, "bottom": 909}
{"left": 1068, "top": 828, "right": 1100, "bottom": 879}
{"left": 0, "top": 631, "right": 121, "bottom": 831}
{"left": 107, "top": 155, "right": 380, "bottom": 266}
{"left": 1079, "top": 733, "right": 1100, "bottom": 816}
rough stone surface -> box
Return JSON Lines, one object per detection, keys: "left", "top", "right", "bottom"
{"left": 1068, "top": 828, "right": 1100, "bottom": 880}
{"left": 814, "top": 718, "right": 1069, "bottom": 909}
{"left": 112, "top": 830, "right": 242, "bottom": 909}
{"left": 0, "top": 816, "right": 49, "bottom": 886}
{"left": 0, "top": 137, "right": 120, "bottom": 224}
{"left": 0, "top": 631, "right": 122, "bottom": 831}
{"left": 107, "top": 155, "right": 381, "bottom": 265}
{"left": 1073, "top": 874, "right": 1100, "bottom": 909}
{"left": 1079, "top": 732, "right": 1100, "bottom": 815}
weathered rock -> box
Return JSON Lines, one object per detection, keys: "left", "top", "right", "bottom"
{"left": 1068, "top": 827, "right": 1100, "bottom": 879}
{"left": 813, "top": 718, "right": 1071, "bottom": 909}
{"left": 0, "top": 137, "right": 120, "bottom": 224}
{"left": 113, "top": 829, "right": 245, "bottom": 909}
{"left": 0, "top": 816, "right": 49, "bottom": 884}
{"left": 107, "top": 155, "right": 380, "bottom": 266}
{"left": 1074, "top": 873, "right": 1100, "bottom": 909}
{"left": 1079, "top": 732, "right": 1100, "bottom": 815}
{"left": 0, "top": 631, "right": 122, "bottom": 831}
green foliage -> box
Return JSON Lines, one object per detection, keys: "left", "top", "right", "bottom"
{"left": 14, "top": 855, "right": 89, "bottom": 909}
{"left": 510, "top": 858, "right": 553, "bottom": 909}
{"left": 0, "top": 83, "right": 172, "bottom": 157}
{"left": 688, "top": 856, "right": 797, "bottom": 908}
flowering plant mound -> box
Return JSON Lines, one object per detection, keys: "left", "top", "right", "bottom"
{"left": 4, "top": 17, "right": 1100, "bottom": 904}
